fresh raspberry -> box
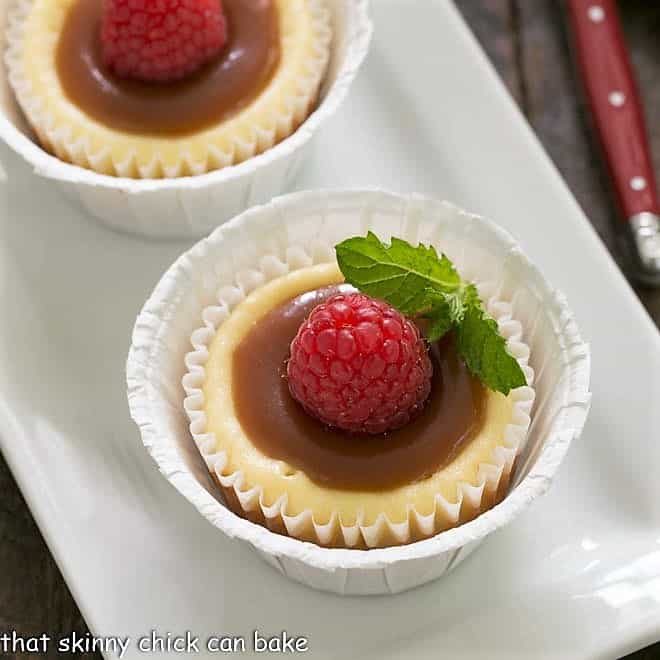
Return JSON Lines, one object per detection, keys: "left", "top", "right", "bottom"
{"left": 287, "top": 293, "right": 433, "bottom": 435}
{"left": 101, "top": 0, "right": 228, "bottom": 83}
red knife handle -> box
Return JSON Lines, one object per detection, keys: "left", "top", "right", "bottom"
{"left": 566, "top": 0, "right": 659, "bottom": 220}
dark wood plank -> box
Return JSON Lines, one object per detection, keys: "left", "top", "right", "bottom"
{"left": 0, "top": 456, "right": 99, "bottom": 659}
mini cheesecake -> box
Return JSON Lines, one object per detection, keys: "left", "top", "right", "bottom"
{"left": 200, "top": 263, "right": 529, "bottom": 549}
{"left": 5, "top": 0, "right": 331, "bottom": 177}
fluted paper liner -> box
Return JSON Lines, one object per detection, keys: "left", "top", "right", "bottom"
{"left": 183, "top": 260, "right": 535, "bottom": 549}
{"left": 127, "top": 191, "right": 591, "bottom": 594}
{"left": 6, "top": 0, "right": 331, "bottom": 178}
{"left": 0, "top": 1, "right": 372, "bottom": 237}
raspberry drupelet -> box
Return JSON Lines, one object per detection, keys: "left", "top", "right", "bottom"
{"left": 101, "top": 0, "right": 228, "bottom": 83}
{"left": 287, "top": 292, "right": 433, "bottom": 435}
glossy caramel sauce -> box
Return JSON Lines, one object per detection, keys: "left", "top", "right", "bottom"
{"left": 55, "top": 0, "right": 280, "bottom": 136}
{"left": 232, "top": 286, "right": 486, "bottom": 492}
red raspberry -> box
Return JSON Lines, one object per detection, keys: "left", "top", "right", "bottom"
{"left": 287, "top": 293, "right": 433, "bottom": 435}
{"left": 101, "top": 0, "right": 228, "bottom": 83}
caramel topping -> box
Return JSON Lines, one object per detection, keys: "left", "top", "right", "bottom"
{"left": 232, "top": 286, "right": 486, "bottom": 492}
{"left": 55, "top": 0, "right": 280, "bottom": 137}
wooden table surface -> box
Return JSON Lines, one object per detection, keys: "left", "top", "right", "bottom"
{"left": 1, "top": 1, "right": 659, "bottom": 658}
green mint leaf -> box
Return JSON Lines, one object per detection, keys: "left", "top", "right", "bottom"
{"left": 455, "top": 285, "right": 527, "bottom": 395}
{"left": 440, "top": 288, "right": 467, "bottom": 323}
{"left": 424, "top": 301, "right": 453, "bottom": 342}
{"left": 335, "top": 234, "right": 527, "bottom": 395}
{"left": 335, "top": 232, "right": 460, "bottom": 315}
{"left": 423, "top": 289, "right": 464, "bottom": 341}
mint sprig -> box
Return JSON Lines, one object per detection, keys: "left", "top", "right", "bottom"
{"left": 335, "top": 233, "right": 526, "bottom": 395}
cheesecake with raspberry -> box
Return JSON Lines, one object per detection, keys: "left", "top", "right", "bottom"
{"left": 5, "top": 0, "right": 331, "bottom": 177}
{"left": 201, "top": 262, "right": 529, "bottom": 548}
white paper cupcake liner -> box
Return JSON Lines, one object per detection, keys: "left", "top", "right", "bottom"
{"left": 0, "top": 1, "right": 372, "bottom": 238}
{"left": 127, "top": 190, "right": 591, "bottom": 595}
{"left": 6, "top": 0, "right": 331, "bottom": 178}
{"left": 182, "top": 257, "right": 536, "bottom": 549}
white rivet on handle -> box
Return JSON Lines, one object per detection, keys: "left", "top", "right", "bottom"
{"left": 588, "top": 6, "right": 605, "bottom": 22}
{"left": 630, "top": 177, "right": 647, "bottom": 191}
{"left": 608, "top": 91, "right": 625, "bottom": 107}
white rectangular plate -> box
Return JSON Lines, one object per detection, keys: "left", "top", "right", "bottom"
{"left": 1, "top": 1, "right": 659, "bottom": 658}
